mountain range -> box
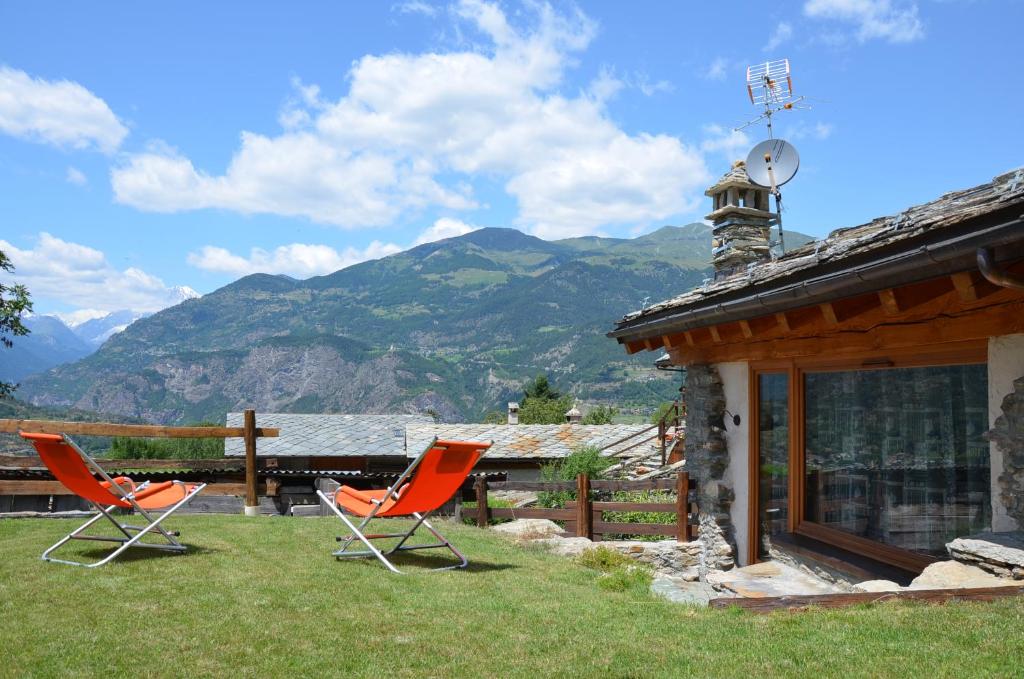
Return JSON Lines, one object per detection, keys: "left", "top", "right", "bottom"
{"left": 14, "top": 224, "right": 811, "bottom": 424}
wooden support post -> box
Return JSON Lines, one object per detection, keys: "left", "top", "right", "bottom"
{"left": 576, "top": 473, "right": 592, "bottom": 539}
{"left": 676, "top": 471, "right": 690, "bottom": 541}
{"left": 243, "top": 409, "right": 258, "bottom": 516}
{"left": 475, "top": 476, "right": 489, "bottom": 528}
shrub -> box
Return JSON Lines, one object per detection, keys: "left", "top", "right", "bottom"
{"left": 107, "top": 422, "right": 224, "bottom": 460}
{"left": 536, "top": 445, "right": 613, "bottom": 508}
{"left": 575, "top": 546, "right": 634, "bottom": 572}
{"left": 581, "top": 405, "right": 617, "bottom": 424}
{"left": 604, "top": 489, "right": 677, "bottom": 541}
{"left": 596, "top": 566, "right": 653, "bottom": 595}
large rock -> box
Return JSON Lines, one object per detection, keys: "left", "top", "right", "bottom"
{"left": 491, "top": 519, "right": 563, "bottom": 540}
{"left": 947, "top": 533, "right": 1024, "bottom": 580}
{"left": 909, "top": 560, "right": 1018, "bottom": 590}
{"left": 852, "top": 580, "right": 903, "bottom": 593}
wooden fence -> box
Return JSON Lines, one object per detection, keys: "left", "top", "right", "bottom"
{"left": 473, "top": 472, "right": 697, "bottom": 541}
{"left": 0, "top": 410, "right": 278, "bottom": 512}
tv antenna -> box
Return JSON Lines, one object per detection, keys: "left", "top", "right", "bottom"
{"left": 735, "top": 58, "right": 810, "bottom": 255}
{"left": 735, "top": 59, "right": 808, "bottom": 138}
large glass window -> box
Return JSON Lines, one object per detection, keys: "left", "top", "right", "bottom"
{"left": 803, "top": 364, "right": 990, "bottom": 556}
{"left": 758, "top": 373, "right": 789, "bottom": 557}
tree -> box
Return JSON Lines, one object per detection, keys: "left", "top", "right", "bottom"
{"left": 519, "top": 373, "right": 572, "bottom": 424}
{"left": 518, "top": 395, "right": 573, "bottom": 424}
{"left": 0, "top": 250, "right": 32, "bottom": 397}
{"left": 523, "top": 374, "right": 560, "bottom": 401}
{"left": 582, "top": 405, "right": 617, "bottom": 425}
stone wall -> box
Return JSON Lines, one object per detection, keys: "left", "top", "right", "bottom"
{"left": 987, "top": 375, "right": 1024, "bottom": 526}
{"left": 682, "top": 363, "right": 735, "bottom": 573}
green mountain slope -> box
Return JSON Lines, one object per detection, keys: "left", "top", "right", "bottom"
{"left": 17, "top": 224, "right": 808, "bottom": 424}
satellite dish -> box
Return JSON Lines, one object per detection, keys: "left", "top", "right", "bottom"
{"left": 745, "top": 138, "right": 800, "bottom": 189}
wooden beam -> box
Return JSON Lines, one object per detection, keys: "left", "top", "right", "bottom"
{"left": 682, "top": 298, "right": 1022, "bottom": 364}
{"left": 708, "top": 325, "right": 723, "bottom": 343}
{"left": 684, "top": 331, "right": 695, "bottom": 347}
{"left": 0, "top": 480, "right": 271, "bottom": 496}
{"left": 831, "top": 292, "right": 883, "bottom": 323}
{"left": 0, "top": 455, "right": 246, "bottom": 471}
{"left": 819, "top": 302, "right": 839, "bottom": 327}
{"left": 624, "top": 340, "right": 645, "bottom": 355}
{"left": 244, "top": 409, "right": 258, "bottom": 512}
{"left": 710, "top": 586, "right": 1024, "bottom": 613}
{"left": 775, "top": 312, "right": 791, "bottom": 332}
{"left": 0, "top": 419, "right": 278, "bottom": 438}
{"left": 951, "top": 271, "right": 979, "bottom": 302}
{"left": 878, "top": 288, "right": 901, "bottom": 316}
{"left": 643, "top": 338, "right": 657, "bottom": 351}
{"left": 738, "top": 320, "right": 753, "bottom": 338}
{"left": 661, "top": 335, "right": 673, "bottom": 349}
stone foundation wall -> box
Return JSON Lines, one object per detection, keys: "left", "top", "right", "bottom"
{"left": 682, "top": 363, "right": 736, "bottom": 573}
{"left": 987, "top": 375, "right": 1024, "bottom": 527}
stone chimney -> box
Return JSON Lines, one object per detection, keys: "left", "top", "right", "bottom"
{"left": 507, "top": 402, "right": 519, "bottom": 425}
{"left": 705, "top": 160, "right": 774, "bottom": 279}
{"left": 565, "top": 404, "right": 582, "bottom": 424}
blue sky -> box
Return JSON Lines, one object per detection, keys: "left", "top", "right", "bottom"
{"left": 0, "top": 0, "right": 1021, "bottom": 322}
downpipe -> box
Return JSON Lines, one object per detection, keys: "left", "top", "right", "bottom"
{"left": 978, "top": 247, "right": 1024, "bottom": 292}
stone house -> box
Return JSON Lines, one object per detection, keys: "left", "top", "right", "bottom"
{"left": 609, "top": 165, "right": 1024, "bottom": 578}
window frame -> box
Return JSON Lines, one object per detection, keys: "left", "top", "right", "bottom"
{"left": 747, "top": 340, "right": 988, "bottom": 571}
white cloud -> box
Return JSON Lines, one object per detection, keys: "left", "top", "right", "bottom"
{"left": 0, "top": 233, "right": 191, "bottom": 313}
{"left": 413, "top": 217, "right": 479, "bottom": 245}
{"left": 394, "top": 1, "right": 437, "bottom": 17}
{"left": 187, "top": 217, "right": 482, "bottom": 278}
{"left": 764, "top": 22, "right": 793, "bottom": 51}
{"left": 804, "top": 0, "right": 924, "bottom": 43}
{"left": 52, "top": 308, "right": 112, "bottom": 327}
{"left": 700, "top": 124, "right": 751, "bottom": 162}
{"left": 703, "top": 57, "right": 730, "bottom": 81}
{"left": 0, "top": 66, "right": 128, "bottom": 153}
{"left": 112, "top": 1, "right": 708, "bottom": 238}
{"left": 65, "top": 166, "right": 87, "bottom": 186}
{"left": 187, "top": 241, "right": 404, "bottom": 278}
{"left": 786, "top": 120, "right": 835, "bottom": 140}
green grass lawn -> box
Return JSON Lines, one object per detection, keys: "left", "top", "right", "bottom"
{"left": 2, "top": 515, "right": 1024, "bottom": 678}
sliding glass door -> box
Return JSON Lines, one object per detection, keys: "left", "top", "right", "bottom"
{"left": 750, "top": 347, "right": 991, "bottom": 569}
{"left": 802, "top": 364, "right": 990, "bottom": 558}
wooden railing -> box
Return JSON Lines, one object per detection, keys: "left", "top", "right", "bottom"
{"left": 472, "top": 471, "right": 697, "bottom": 541}
{"left": 596, "top": 398, "right": 685, "bottom": 466}
{"left": 0, "top": 410, "right": 279, "bottom": 512}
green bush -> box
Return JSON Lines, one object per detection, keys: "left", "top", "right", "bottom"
{"left": 536, "top": 445, "right": 613, "bottom": 508}
{"left": 461, "top": 498, "right": 515, "bottom": 525}
{"left": 581, "top": 405, "right": 617, "bottom": 424}
{"left": 106, "top": 422, "right": 225, "bottom": 460}
{"left": 604, "top": 489, "right": 677, "bottom": 541}
{"left": 575, "top": 545, "right": 634, "bottom": 572}
{"left": 596, "top": 566, "right": 653, "bottom": 595}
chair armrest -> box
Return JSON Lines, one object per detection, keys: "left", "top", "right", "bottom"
{"left": 338, "top": 485, "right": 377, "bottom": 504}
{"left": 100, "top": 477, "right": 136, "bottom": 495}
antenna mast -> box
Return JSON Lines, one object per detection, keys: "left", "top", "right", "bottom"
{"left": 736, "top": 58, "right": 809, "bottom": 255}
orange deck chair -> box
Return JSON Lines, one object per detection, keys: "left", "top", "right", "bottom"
{"left": 19, "top": 431, "right": 206, "bottom": 567}
{"left": 316, "top": 437, "right": 491, "bottom": 573}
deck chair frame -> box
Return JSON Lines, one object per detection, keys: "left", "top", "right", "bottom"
{"left": 315, "top": 437, "right": 484, "bottom": 574}
{"left": 24, "top": 432, "right": 206, "bottom": 568}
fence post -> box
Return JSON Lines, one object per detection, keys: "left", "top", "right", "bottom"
{"left": 243, "top": 409, "right": 258, "bottom": 517}
{"left": 658, "top": 418, "right": 667, "bottom": 466}
{"left": 676, "top": 471, "right": 690, "bottom": 541}
{"left": 475, "top": 475, "right": 489, "bottom": 528}
{"left": 576, "top": 473, "right": 592, "bottom": 539}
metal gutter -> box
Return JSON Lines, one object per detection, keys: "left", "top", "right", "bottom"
{"left": 978, "top": 247, "right": 1024, "bottom": 292}
{"left": 609, "top": 214, "right": 1024, "bottom": 343}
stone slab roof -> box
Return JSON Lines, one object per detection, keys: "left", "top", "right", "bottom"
{"left": 615, "top": 167, "right": 1024, "bottom": 330}
{"left": 407, "top": 423, "right": 653, "bottom": 460}
{"left": 224, "top": 413, "right": 432, "bottom": 457}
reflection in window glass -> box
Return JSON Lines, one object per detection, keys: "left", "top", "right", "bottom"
{"left": 804, "top": 364, "right": 989, "bottom": 556}
{"left": 758, "top": 373, "right": 789, "bottom": 557}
